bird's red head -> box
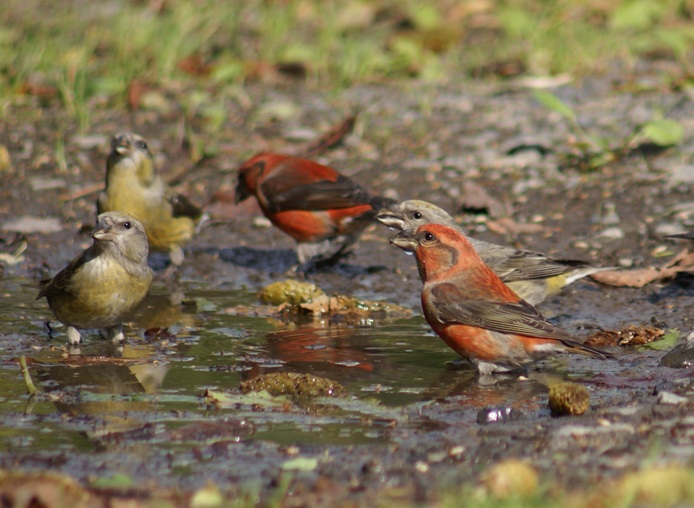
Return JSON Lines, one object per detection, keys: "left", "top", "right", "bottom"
{"left": 235, "top": 154, "right": 270, "bottom": 204}
{"left": 391, "top": 223, "right": 483, "bottom": 281}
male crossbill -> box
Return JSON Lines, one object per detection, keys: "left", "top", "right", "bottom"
{"left": 235, "top": 153, "right": 395, "bottom": 265}
{"left": 98, "top": 133, "right": 203, "bottom": 267}
{"left": 37, "top": 212, "right": 153, "bottom": 345}
{"left": 377, "top": 199, "right": 611, "bottom": 305}
{"left": 390, "top": 224, "right": 611, "bottom": 375}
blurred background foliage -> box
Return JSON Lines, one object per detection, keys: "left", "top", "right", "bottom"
{"left": 1, "top": 0, "right": 692, "bottom": 121}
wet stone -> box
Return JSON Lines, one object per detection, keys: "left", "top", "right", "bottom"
{"left": 656, "top": 391, "right": 689, "bottom": 405}
{"left": 476, "top": 406, "right": 522, "bottom": 425}
{"left": 659, "top": 331, "right": 694, "bottom": 368}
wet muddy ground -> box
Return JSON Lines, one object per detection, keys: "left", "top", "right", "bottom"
{"left": 0, "top": 75, "right": 693, "bottom": 505}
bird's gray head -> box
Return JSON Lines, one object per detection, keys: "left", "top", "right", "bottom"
{"left": 92, "top": 211, "right": 150, "bottom": 264}
{"left": 106, "top": 132, "right": 156, "bottom": 184}
{"left": 376, "top": 199, "right": 460, "bottom": 232}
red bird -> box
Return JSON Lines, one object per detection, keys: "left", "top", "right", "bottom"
{"left": 390, "top": 224, "right": 611, "bottom": 375}
{"left": 236, "top": 153, "right": 394, "bottom": 266}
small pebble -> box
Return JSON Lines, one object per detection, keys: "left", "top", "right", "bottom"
{"left": 618, "top": 258, "right": 634, "bottom": 268}
{"left": 656, "top": 391, "right": 689, "bottom": 405}
{"left": 252, "top": 216, "right": 272, "bottom": 229}
{"left": 596, "top": 227, "right": 625, "bottom": 240}
{"left": 477, "top": 406, "right": 519, "bottom": 424}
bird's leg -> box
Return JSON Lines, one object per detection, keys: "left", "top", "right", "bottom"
{"left": 161, "top": 246, "right": 183, "bottom": 282}
{"left": 104, "top": 324, "right": 125, "bottom": 344}
{"left": 66, "top": 326, "right": 82, "bottom": 345}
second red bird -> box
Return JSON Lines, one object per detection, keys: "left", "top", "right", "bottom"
{"left": 236, "top": 153, "right": 394, "bottom": 266}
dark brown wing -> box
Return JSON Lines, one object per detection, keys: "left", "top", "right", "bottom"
{"left": 261, "top": 175, "right": 376, "bottom": 213}
{"left": 427, "top": 282, "right": 611, "bottom": 358}
{"left": 168, "top": 192, "right": 202, "bottom": 220}
{"left": 492, "top": 252, "right": 592, "bottom": 282}
{"left": 428, "top": 282, "right": 572, "bottom": 340}
{"left": 36, "top": 248, "right": 96, "bottom": 299}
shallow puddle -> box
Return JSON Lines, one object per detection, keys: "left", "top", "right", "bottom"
{"left": 0, "top": 273, "right": 690, "bottom": 493}
{"left": 1, "top": 278, "right": 455, "bottom": 450}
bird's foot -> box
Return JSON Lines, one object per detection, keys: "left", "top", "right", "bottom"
{"left": 67, "top": 326, "right": 82, "bottom": 345}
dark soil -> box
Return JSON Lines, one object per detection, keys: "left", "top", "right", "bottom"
{"left": 1, "top": 72, "right": 693, "bottom": 505}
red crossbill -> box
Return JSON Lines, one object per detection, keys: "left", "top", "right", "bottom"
{"left": 377, "top": 199, "right": 612, "bottom": 305}
{"left": 98, "top": 132, "right": 203, "bottom": 268}
{"left": 390, "top": 224, "right": 611, "bottom": 375}
{"left": 235, "top": 153, "right": 395, "bottom": 266}
{"left": 37, "top": 212, "right": 153, "bottom": 345}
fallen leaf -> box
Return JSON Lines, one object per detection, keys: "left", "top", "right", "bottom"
{"left": 177, "top": 53, "right": 213, "bottom": 77}
{"left": 2, "top": 216, "right": 62, "bottom": 234}
{"left": 281, "top": 457, "right": 319, "bottom": 472}
{"left": 585, "top": 324, "right": 665, "bottom": 347}
{"left": 639, "top": 329, "right": 681, "bottom": 351}
{"left": 590, "top": 249, "right": 694, "bottom": 287}
{"left": 126, "top": 78, "right": 149, "bottom": 110}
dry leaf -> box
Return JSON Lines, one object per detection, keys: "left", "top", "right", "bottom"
{"left": 585, "top": 325, "right": 664, "bottom": 347}
{"left": 2, "top": 216, "right": 62, "bottom": 234}
{"left": 590, "top": 249, "right": 694, "bottom": 288}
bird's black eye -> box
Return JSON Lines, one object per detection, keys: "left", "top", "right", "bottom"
{"left": 137, "top": 140, "right": 148, "bottom": 150}
{"left": 413, "top": 212, "right": 422, "bottom": 220}
{"left": 423, "top": 232, "right": 434, "bottom": 242}
{"left": 123, "top": 221, "right": 132, "bottom": 230}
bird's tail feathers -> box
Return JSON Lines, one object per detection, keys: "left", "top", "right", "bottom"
{"left": 561, "top": 338, "right": 613, "bottom": 360}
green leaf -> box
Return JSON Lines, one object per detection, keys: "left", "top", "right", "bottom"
{"left": 640, "top": 119, "right": 684, "bottom": 147}
{"left": 281, "top": 457, "right": 318, "bottom": 472}
{"left": 639, "top": 329, "right": 681, "bottom": 351}
{"left": 610, "top": 0, "right": 664, "bottom": 30}
{"left": 91, "top": 473, "right": 134, "bottom": 489}
{"left": 532, "top": 90, "right": 576, "bottom": 123}
{"left": 202, "top": 388, "right": 288, "bottom": 408}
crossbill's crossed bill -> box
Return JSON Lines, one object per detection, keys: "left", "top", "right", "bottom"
{"left": 390, "top": 224, "right": 611, "bottom": 375}
{"left": 377, "top": 199, "right": 612, "bottom": 305}
{"left": 37, "top": 212, "right": 153, "bottom": 345}
{"left": 98, "top": 133, "right": 203, "bottom": 267}
{"left": 235, "top": 153, "right": 395, "bottom": 266}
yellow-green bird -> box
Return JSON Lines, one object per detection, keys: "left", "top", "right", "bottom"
{"left": 98, "top": 132, "right": 203, "bottom": 267}
{"left": 376, "top": 199, "right": 613, "bottom": 306}
{"left": 37, "top": 212, "right": 153, "bottom": 345}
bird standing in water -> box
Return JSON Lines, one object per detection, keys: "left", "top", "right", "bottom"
{"left": 390, "top": 224, "right": 611, "bottom": 375}
{"left": 38, "top": 212, "right": 153, "bottom": 345}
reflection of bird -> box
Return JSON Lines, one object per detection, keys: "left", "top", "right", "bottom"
{"left": 98, "top": 132, "right": 203, "bottom": 268}
{"left": 377, "top": 199, "right": 612, "bottom": 305}
{"left": 235, "top": 153, "right": 395, "bottom": 266}
{"left": 37, "top": 212, "right": 153, "bottom": 345}
{"left": 390, "top": 224, "right": 611, "bottom": 375}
